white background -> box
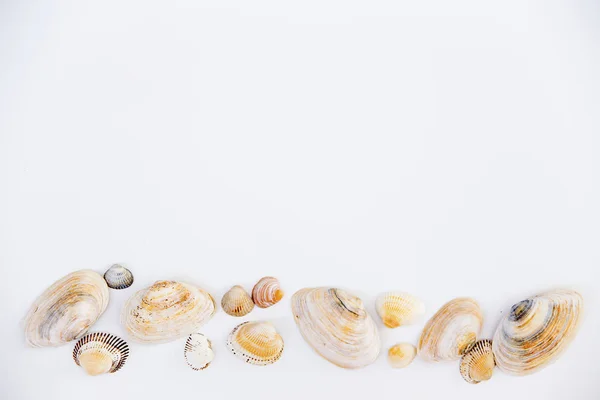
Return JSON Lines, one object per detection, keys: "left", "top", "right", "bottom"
{"left": 1, "top": 1, "right": 599, "bottom": 399}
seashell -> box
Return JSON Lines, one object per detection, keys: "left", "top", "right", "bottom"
{"left": 226, "top": 321, "right": 284, "bottom": 366}
{"left": 184, "top": 333, "right": 214, "bottom": 370}
{"left": 492, "top": 289, "right": 583, "bottom": 376}
{"left": 376, "top": 291, "right": 425, "bottom": 328}
{"left": 252, "top": 277, "right": 284, "bottom": 308}
{"left": 460, "top": 339, "right": 495, "bottom": 384}
{"left": 24, "top": 270, "right": 110, "bottom": 347}
{"left": 388, "top": 343, "right": 417, "bottom": 368}
{"left": 103, "top": 264, "right": 134, "bottom": 290}
{"left": 291, "top": 287, "right": 380, "bottom": 369}
{"left": 418, "top": 297, "right": 483, "bottom": 362}
{"left": 221, "top": 285, "right": 254, "bottom": 317}
{"left": 121, "top": 280, "right": 216, "bottom": 343}
{"left": 73, "top": 332, "right": 129, "bottom": 376}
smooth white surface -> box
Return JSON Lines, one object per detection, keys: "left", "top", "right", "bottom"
{"left": 1, "top": 1, "right": 599, "bottom": 399}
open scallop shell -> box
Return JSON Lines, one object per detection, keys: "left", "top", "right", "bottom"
{"left": 418, "top": 297, "right": 483, "bottom": 362}
{"left": 73, "top": 332, "right": 129, "bottom": 376}
{"left": 388, "top": 343, "right": 417, "bottom": 368}
{"left": 121, "top": 280, "right": 216, "bottom": 343}
{"left": 24, "top": 270, "right": 110, "bottom": 347}
{"left": 221, "top": 285, "right": 254, "bottom": 317}
{"left": 460, "top": 339, "right": 495, "bottom": 384}
{"left": 492, "top": 289, "right": 583, "bottom": 376}
{"left": 103, "top": 264, "right": 134, "bottom": 290}
{"left": 291, "top": 287, "right": 380, "bottom": 369}
{"left": 226, "top": 321, "right": 284, "bottom": 366}
{"left": 252, "top": 277, "right": 284, "bottom": 308}
{"left": 376, "top": 291, "right": 425, "bottom": 328}
{"left": 184, "top": 333, "right": 214, "bottom": 370}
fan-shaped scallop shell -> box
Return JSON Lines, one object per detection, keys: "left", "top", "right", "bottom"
{"left": 388, "top": 343, "right": 417, "bottom": 368}
{"left": 24, "top": 270, "right": 110, "bottom": 347}
{"left": 73, "top": 332, "right": 129, "bottom": 376}
{"left": 492, "top": 289, "right": 583, "bottom": 376}
{"left": 121, "top": 280, "right": 216, "bottom": 343}
{"left": 221, "top": 285, "right": 254, "bottom": 317}
{"left": 376, "top": 291, "right": 425, "bottom": 328}
{"left": 291, "top": 287, "right": 381, "bottom": 369}
{"left": 226, "top": 321, "right": 284, "bottom": 366}
{"left": 252, "top": 277, "right": 284, "bottom": 308}
{"left": 103, "top": 264, "right": 134, "bottom": 290}
{"left": 418, "top": 297, "right": 483, "bottom": 362}
{"left": 184, "top": 333, "right": 214, "bottom": 370}
{"left": 460, "top": 339, "right": 495, "bottom": 384}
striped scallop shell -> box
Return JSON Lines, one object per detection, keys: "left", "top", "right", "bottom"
{"left": 226, "top": 321, "right": 284, "bottom": 366}
{"left": 24, "top": 270, "right": 110, "bottom": 347}
{"left": 121, "top": 280, "right": 216, "bottom": 343}
{"left": 418, "top": 297, "right": 483, "bottom": 362}
{"left": 184, "top": 333, "right": 214, "bottom": 370}
{"left": 460, "top": 339, "right": 495, "bottom": 384}
{"left": 252, "top": 277, "right": 284, "bottom": 308}
{"left": 376, "top": 291, "right": 425, "bottom": 328}
{"left": 492, "top": 289, "right": 583, "bottom": 376}
{"left": 221, "top": 285, "right": 254, "bottom": 317}
{"left": 103, "top": 264, "right": 134, "bottom": 290}
{"left": 388, "top": 343, "right": 417, "bottom": 368}
{"left": 73, "top": 332, "right": 129, "bottom": 376}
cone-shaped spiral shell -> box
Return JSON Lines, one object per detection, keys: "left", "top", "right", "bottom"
{"left": 73, "top": 332, "right": 129, "bottom": 376}
{"left": 492, "top": 290, "right": 583, "bottom": 376}
{"left": 121, "top": 280, "right": 216, "bottom": 343}
{"left": 103, "top": 264, "right": 134, "bottom": 290}
{"left": 388, "top": 343, "right": 417, "bottom": 368}
{"left": 376, "top": 291, "right": 425, "bottom": 328}
{"left": 24, "top": 270, "right": 110, "bottom": 347}
{"left": 226, "top": 321, "right": 284, "bottom": 365}
{"left": 460, "top": 339, "right": 495, "bottom": 384}
{"left": 252, "top": 277, "right": 284, "bottom": 308}
{"left": 291, "top": 287, "right": 381, "bottom": 369}
{"left": 418, "top": 297, "right": 483, "bottom": 362}
{"left": 221, "top": 285, "right": 254, "bottom": 317}
{"left": 184, "top": 333, "right": 214, "bottom": 370}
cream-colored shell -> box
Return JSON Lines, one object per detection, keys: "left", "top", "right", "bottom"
{"left": 460, "top": 339, "right": 495, "bottom": 384}
{"left": 291, "top": 287, "right": 381, "bottom": 369}
{"left": 252, "top": 277, "right": 284, "bottom": 308}
{"left": 418, "top": 297, "right": 483, "bottom": 362}
{"left": 24, "top": 270, "right": 110, "bottom": 347}
{"left": 226, "top": 321, "right": 284, "bottom": 366}
{"left": 221, "top": 285, "right": 254, "bottom": 317}
{"left": 492, "top": 289, "right": 583, "bottom": 376}
{"left": 388, "top": 343, "right": 417, "bottom": 368}
{"left": 73, "top": 332, "right": 129, "bottom": 376}
{"left": 121, "top": 280, "right": 216, "bottom": 343}
{"left": 184, "top": 333, "right": 214, "bottom": 370}
{"left": 376, "top": 291, "right": 425, "bottom": 328}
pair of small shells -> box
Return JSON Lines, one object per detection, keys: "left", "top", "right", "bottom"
{"left": 73, "top": 332, "right": 129, "bottom": 376}
{"left": 221, "top": 277, "right": 283, "bottom": 317}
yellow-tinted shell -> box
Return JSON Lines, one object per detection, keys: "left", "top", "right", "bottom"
{"left": 226, "top": 321, "right": 284, "bottom": 365}
{"left": 252, "top": 277, "right": 284, "bottom": 308}
{"left": 376, "top": 291, "right": 425, "bottom": 328}
{"left": 73, "top": 332, "right": 129, "bottom": 376}
{"left": 460, "top": 339, "right": 495, "bottom": 384}
{"left": 221, "top": 285, "right": 254, "bottom": 317}
{"left": 388, "top": 343, "right": 417, "bottom": 368}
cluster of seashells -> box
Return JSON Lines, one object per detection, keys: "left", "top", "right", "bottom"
{"left": 23, "top": 266, "right": 584, "bottom": 384}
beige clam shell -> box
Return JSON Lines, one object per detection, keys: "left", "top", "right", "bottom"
{"left": 221, "top": 285, "right": 254, "bottom": 317}
{"left": 24, "top": 270, "right": 110, "bottom": 347}
{"left": 73, "top": 332, "right": 129, "bottom": 376}
{"left": 376, "top": 291, "right": 425, "bottom": 328}
{"left": 388, "top": 343, "right": 417, "bottom": 368}
{"left": 492, "top": 289, "right": 583, "bottom": 376}
{"left": 226, "top": 321, "right": 284, "bottom": 366}
{"left": 252, "top": 277, "right": 284, "bottom": 308}
{"left": 418, "top": 297, "right": 483, "bottom": 362}
{"left": 291, "top": 287, "right": 381, "bottom": 369}
{"left": 121, "top": 280, "right": 216, "bottom": 343}
{"left": 460, "top": 339, "right": 495, "bottom": 384}
{"left": 184, "top": 333, "right": 214, "bottom": 370}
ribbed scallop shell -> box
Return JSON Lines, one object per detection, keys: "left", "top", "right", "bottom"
{"left": 492, "top": 289, "right": 583, "bottom": 376}
{"left": 418, "top": 297, "right": 483, "bottom": 362}
{"left": 121, "top": 280, "right": 216, "bottom": 343}
{"left": 291, "top": 287, "right": 381, "bottom": 369}
{"left": 103, "top": 264, "right": 134, "bottom": 290}
{"left": 460, "top": 339, "right": 495, "bottom": 384}
{"left": 226, "top": 321, "right": 284, "bottom": 366}
{"left": 184, "top": 333, "right": 214, "bottom": 370}
{"left": 221, "top": 285, "right": 254, "bottom": 317}
{"left": 376, "top": 291, "right": 425, "bottom": 328}
{"left": 252, "top": 277, "right": 284, "bottom": 308}
{"left": 388, "top": 343, "right": 417, "bottom": 368}
{"left": 73, "top": 332, "right": 129, "bottom": 376}
{"left": 24, "top": 270, "right": 110, "bottom": 347}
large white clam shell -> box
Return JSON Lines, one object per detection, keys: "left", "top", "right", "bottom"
{"left": 24, "top": 270, "right": 110, "bottom": 347}
{"left": 291, "top": 287, "right": 381, "bottom": 369}
{"left": 492, "top": 289, "right": 583, "bottom": 376}
{"left": 121, "top": 280, "right": 216, "bottom": 343}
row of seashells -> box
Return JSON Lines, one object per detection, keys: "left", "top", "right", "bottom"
{"left": 221, "top": 277, "right": 284, "bottom": 317}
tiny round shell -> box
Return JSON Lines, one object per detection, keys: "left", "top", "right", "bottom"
{"left": 184, "top": 333, "right": 214, "bottom": 370}
{"left": 376, "top": 291, "right": 425, "bottom": 328}
{"left": 460, "top": 339, "right": 495, "bottom": 384}
{"left": 252, "top": 277, "right": 284, "bottom": 308}
{"left": 388, "top": 343, "right": 417, "bottom": 368}
{"left": 226, "top": 321, "right": 284, "bottom": 366}
{"left": 221, "top": 285, "right": 255, "bottom": 317}
{"left": 103, "top": 264, "right": 134, "bottom": 290}
{"left": 73, "top": 332, "right": 129, "bottom": 376}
